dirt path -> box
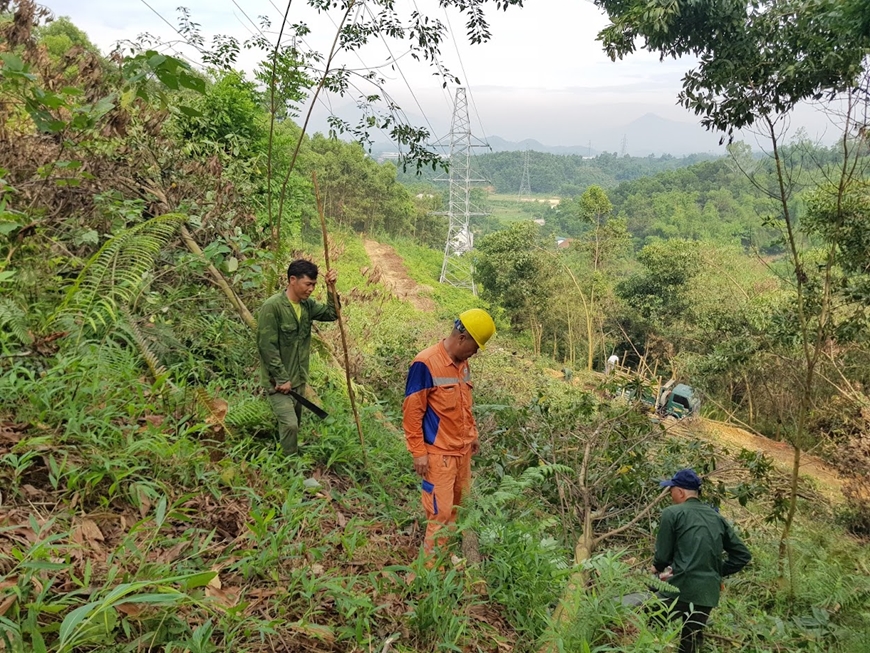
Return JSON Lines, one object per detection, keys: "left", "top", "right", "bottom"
{"left": 363, "top": 240, "right": 436, "bottom": 312}
{"left": 567, "top": 370, "right": 847, "bottom": 502}
{"left": 674, "top": 418, "right": 845, "bottom": 503}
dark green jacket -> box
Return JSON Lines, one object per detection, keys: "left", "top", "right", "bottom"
{"left": 257, "top": 289, "right": 338, "bottom": 390}
{"left": 653, "top": 498, "right": 751, "bottom": 607}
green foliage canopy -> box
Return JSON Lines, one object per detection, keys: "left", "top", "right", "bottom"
{"left": 475, "top": 221, "right": 551, "bottom": 324}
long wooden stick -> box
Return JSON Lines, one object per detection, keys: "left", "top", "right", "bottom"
{"left": 312, "top": 172, "right": 368, "bottom": 464}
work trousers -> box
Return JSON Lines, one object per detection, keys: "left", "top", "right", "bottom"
{"left": 267, "top": 386, "right": 304, "bottom": 455}
{"left": 664, "top": 600, "right": 712, "bottom": 653}
{"left": 420, "top": 451, "right": 472, "bottom": 555}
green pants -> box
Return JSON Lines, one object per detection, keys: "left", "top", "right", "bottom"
{"left": 267, "top": 387, "right": 304, "bottom": 455}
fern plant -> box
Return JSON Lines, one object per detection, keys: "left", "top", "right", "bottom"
{"left": 54, "top": 213, "right": 186, "bottom": 334}
{"left": 0, "top": 298, "right": 31, "bottom": 344}
{"left": 119, "top": 306, "right": 173, "bottom": 389}
{"left": 225, "top": 396, "right": 273, "bottom": 432}
{"left": 194, "top": 387, "right": 234, "bottom": 438}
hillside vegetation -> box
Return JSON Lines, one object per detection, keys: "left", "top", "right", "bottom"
{"left": 2, "top": 3, "right": 870, "bottom": 653}
{"left": 397, "top": 150, "right": 718, "bottom": 196}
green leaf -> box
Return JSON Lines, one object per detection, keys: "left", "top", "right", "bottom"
{"left": 154, "top": 67, "right": 179, "bottom": 90}
{"left": 0, "top": 270, "right": 16, "bottom": 282}
{"left": 27, "top": 105, "right": 67, "bottom": 133}
{"left": 226, "top": 256, "right": 239, "bottom": 273}
{"left": 0, "top": 222, "right": 18, "bottom": 236}
{"left": 177, "top": 71, "right": 206, "bottom": 94}
{"left": 155, "top": 495, "right": 167, "bottom": 527}
{"left": 146, "top": 53, "right": 167, "bottom": 69}
{"left": 58, "top": 603, "right": 97, "bottom": 646}
{"left": 180, "top": 571, "right": 217, "bottom": 590}
{"left": 118, "top": 592, "right": 184, "bottom": 604}
{"left": 21, "top": 560, "right": 68, "bottom": 571}
{"left": 37, "top": 603, "right": 69, "bottom": 614}
{"left": 73, "top": 229, "right": 99, "bottom": 246}
{"left": 54, "top": 160, "right": 83, "bottom": 170}
{"left": 37, "top": 92, "right": 66, "bottom": 110}
{"left": 177, "top": 105, "right": 203, "bottom": 118}
{"left": 91, "top": 94, "right": 116, "bottom": 119}
{"left": 0, "top": 52, "right": 24, "bottom": 72}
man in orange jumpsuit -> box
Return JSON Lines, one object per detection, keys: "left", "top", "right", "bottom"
{"left": 402, "top": 309, "right": 496, "bottom": 555}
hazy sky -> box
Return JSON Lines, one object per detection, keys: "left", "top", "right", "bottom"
{"left": 48, "top": 0, "right": 834, "bottom": 153}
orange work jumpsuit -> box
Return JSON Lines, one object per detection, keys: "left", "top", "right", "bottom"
{"left": 402, "top": 342, "right": 478, "bottom": 554}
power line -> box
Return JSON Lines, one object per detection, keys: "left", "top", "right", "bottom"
{"left": 230, "top": 0, "right": 267, "bottom": 40}
{"left": 230, "top": 11, "right": 258, "bottom": 39}
{"left": 137, "top": 0, "right": 209, "bottom": 69}
{"left": 261, "top": 2, "right": 400, "bottom": 146}
{"left": 294, "top": 29, "right": 396, "bottom": 142}
{"left": 291, "top": 0, "right": 442, "bottom": 157}
{"left": 361, "top": 2, "right": 448, "bottom": 157}
{"left": 411, "top": 0, "right": 459, "bottom": 128}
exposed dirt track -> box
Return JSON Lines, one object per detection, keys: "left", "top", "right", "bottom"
{"left": 672, "top": 417, "right": 844, "bottom": 503}
{"left": 577, "top": 371, "right": 846, "bottom": 503}
{"left": 363, "top": 240, "right": 437, "bottom": 312}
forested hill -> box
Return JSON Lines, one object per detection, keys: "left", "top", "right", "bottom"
{"left": 396, "top": 149, "right": 719, "bottom": 195}
{"left": 541, "top": 140, "right": 856, "bottom": 250}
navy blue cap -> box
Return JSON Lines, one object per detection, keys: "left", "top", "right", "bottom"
{"left": 659, "top": 469, "right": 702, "bottom": 491}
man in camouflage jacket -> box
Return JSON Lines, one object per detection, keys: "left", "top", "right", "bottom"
{"left": 257, "top": 259, "right": 337, "bottom": 455}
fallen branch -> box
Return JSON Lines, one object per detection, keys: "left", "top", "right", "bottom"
{"left": 178, "top": 225, "right": 257, "bottom": 331}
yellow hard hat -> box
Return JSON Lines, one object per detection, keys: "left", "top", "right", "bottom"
{"left": 458, "top": 308, "right": 496, "bottom": 349}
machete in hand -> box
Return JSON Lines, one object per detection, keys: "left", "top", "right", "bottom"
{"left": 288, "top": 389, "right": 329, "bottom": 419}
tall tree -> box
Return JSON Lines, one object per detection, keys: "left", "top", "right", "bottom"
{"left": 573, "top": 186, "right": 630, "bottom": 368}
{"left": 595, "top": 0, "right": 870, "bottom": 589}
{"left": 476, "top": 221, "right": 554, "bottom": 353}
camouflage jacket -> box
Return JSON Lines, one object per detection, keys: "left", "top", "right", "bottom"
{"left": 257, "top": 289, "right": 338, "bottom": 390}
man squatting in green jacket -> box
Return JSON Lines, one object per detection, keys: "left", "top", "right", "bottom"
{"left": 653, "top": 469, "right": 752, "bottom": 653}
{"left": 257, "top": 259, "right": 337, "bottom": 455}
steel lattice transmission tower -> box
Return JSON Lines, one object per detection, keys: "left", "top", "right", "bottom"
{"left": 436, "top": 87, "right": 487, "bottom": 294}
{"left": 517, "top": 148, "right": 531, "bottom": 200}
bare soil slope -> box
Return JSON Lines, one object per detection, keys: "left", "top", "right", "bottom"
{"left": 363, "top": 240, "right": 436, "bottom": 312}
{"left": 673, "top": 417, "right": 844, "bottom": 503}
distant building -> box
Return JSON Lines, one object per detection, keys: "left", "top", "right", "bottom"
{"left": 377, "top": 152, "right": 401, "bottom": 164}
{"left": 452, "top": 227, "right": 474, "bottom": 254}
{"left": 519, "top": 198, "right": 561, "bottom": 206}
{"left": 556, "top": 237, "right": 573, "bottom": 249}
{"left": 533, "top": 218, "right": 546, "bottom": 226}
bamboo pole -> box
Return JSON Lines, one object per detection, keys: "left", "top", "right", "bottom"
{"left": 312, "top": 172, "right": 368, "bottom": 465}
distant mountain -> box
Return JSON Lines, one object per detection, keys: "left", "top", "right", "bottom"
{"left": 483, "top": 136, "right": 597, "bottom": 156}
{"left": 333, "top": 112, "right": 724, "bottom": 159}
{"left": 458, "top": 115, "right": 723, "bottom": 157}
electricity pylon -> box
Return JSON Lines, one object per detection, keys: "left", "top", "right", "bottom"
{"left": 436, "top": 87, "right": 488, "bottom": 294}
{"left": 517, "top": 148, "right": 531, "bottom": 200}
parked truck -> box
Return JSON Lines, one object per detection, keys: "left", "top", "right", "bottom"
{"left": 621, "top": 379, "right": 701, "bottom": 419}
